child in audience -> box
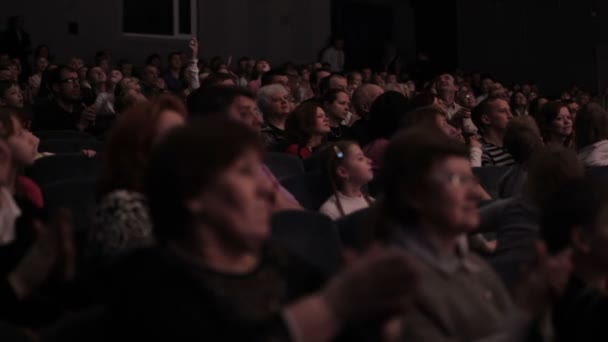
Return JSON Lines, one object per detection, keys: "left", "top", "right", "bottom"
{"left": 0, "top": 81, "right": 24, "bottom": 110}
{"left": 285, "top": 101, "right": 330, "bottom": 159}
{"left": 0, "top": 108, "right": 42, "bottom": 208}
{"left": 319, "top": 141, "right": 374, "bottom": 220}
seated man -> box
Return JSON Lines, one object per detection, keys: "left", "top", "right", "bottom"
{"left": 471, "top": 96, "right": 515, "bottom": 167}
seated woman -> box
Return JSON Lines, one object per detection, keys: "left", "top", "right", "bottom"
{"left": 105, "top": 117, "right": 420, "bottom": 341}
{"left": 542, "top": 178, "right": 608, "bottom": 341}
{"left": 284, "top": 101, "right": 330, "bottom": 159}
{"left": 257, "top": 84, "right": 291, "bottom": 152}
{"left": 575, "top": 103, "right": 608, "bottom": 166}
{"left": 322, "top": 89, "right": 353, "bottom": 141}
{"left": 534, "top": 100, "right": 574, "bottom": 148}
{"left": 369, "top": 127, "right": 566, "bottom": 340}
{"left": 319, "top": 141, "right": 374, "bottom": 220}
{"left": 88, "top": 95, "right": 187, "bottom": 261}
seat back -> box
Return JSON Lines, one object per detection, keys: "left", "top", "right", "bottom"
{"left": 34, "top": 130, "right": 96, "bottom": 141}
{"left": 280, "top": 173, "right": 331, "bottom": 210}
{"left": 39, "top": 139, "right": 104, "bottom": 154}
{"left": 271, "top": 210, "right": 342, "bottom": 275}
{"left": 473, "top": 166, "right": 512, "bottom": 199}
{"left": 265, "top": 152, "right": 305, "bottom": 180}
{"left": 42, "top": 177, "right": 97, "bottom": 234}
{"left": 26, "top": 154, "right": 101, "bottom": 187}
{"left": 335, "top": 208, "right": 373, "bottom": 253}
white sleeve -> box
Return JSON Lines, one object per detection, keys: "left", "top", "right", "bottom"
{"left": 186, "top": 58, "right": 200, "bottom": 91}
{"left": 319, "top": 198, "right": 340, "bottom": 221}
{"left": 470, "top": 146, "right": 483, "bottom": 168}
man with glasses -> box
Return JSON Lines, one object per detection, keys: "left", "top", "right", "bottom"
{"left": 33, "top": 65, "right": 96, "bottom": 132}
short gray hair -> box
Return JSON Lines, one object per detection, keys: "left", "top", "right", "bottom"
{"left": 256, "top": 84, "right": 288, "bottom": 116}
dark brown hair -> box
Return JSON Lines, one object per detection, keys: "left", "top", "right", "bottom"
{"left": 401, "top": 105, "right": 446, "bottom": 130}
{"left": 147, "top": 117, "right": 265, "bottom": 242}
{"left": 98, "top": 94, "right": 187, "bottom": 197}
{"left": 534, "top": 100, "right": 572, "bottom": 147}
{"left": 285, "top": 101, "right": 323, "bottom": 146}
{"left": 503, "top": 116, "right": 543, "bottom": 164}
{"left": 575, "top": 103, "right": 608, "bottom": 150}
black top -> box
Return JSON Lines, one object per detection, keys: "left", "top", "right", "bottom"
{"left": 32, "top": 100, "right": 84, "bottom": 132}
{"left": 553, "top": 275, "right": 608, "bottom": 341}
{"left": 327, "top": 125, "right": 353, "bottom": 142}
{"left": 104, "top": 244, "right": 326, "bottom": 341}
{"left": 350, "top": 118, "right": 371, "bottom": 147}
{"left": 261, "top": 123, "right": 288, "bottom": 152}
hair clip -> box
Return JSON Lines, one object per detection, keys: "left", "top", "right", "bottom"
{"left": 333, "top": 145, "right": 344, "bottom": 158}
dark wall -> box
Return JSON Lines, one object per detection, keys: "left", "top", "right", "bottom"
{"left": 457, "top": 0, "right": 598, "bottom": 95}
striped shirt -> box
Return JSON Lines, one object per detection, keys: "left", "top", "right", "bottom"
{"left": 481, "top": 140, "right": 515, "bottom": 167}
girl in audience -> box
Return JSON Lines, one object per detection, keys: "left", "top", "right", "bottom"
{"left": 106, "top": 117, "right": 420, "bottom": 341}
{"left": 322, "top": 89, "right": 353, "bottom": 141}
{"left": 284, "top": 101, "right": 330, "bottom": 159}
{"left": 89, "top": 95, "right": 186, "bottom": 260}
{"left": 535, "top": 101, "right": 574, "bottom": 148}
{"left": 319, "top": 141, "right": 374, "bottom": 220}
{"left": 575, "top": 103, "right": 608, "bottom": 166}
{"left": 0, "top": 108, "right": 41, "bottom": 208}
{"left": 510, "top": 91, "right": 528, "bottom": 116}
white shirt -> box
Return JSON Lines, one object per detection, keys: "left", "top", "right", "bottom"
{"left": 0, "top": 188, "right": 21, "bottom": 245}
{"left": 319, "top": 192, "right": 373, "bottom": 220}
{"left": 321, "top": 47, "right": 345, "bottom": 72}
{"left": 444, "top": 102, "right": 478, "bottom": 135}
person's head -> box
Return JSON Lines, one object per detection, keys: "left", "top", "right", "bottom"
{"left": 237, "top": 57, "right": 251, "bottom": 73}
{"left": 0, "top": 81, "right": 24, "bottom": 109}
{"left": 98, "top": 95, "right": 187, "bottom": 196}
{"left": 145, "top": 54, "right": 162, "bottom": 69}
{"left": 480, "top": 77, "right": 494, "bottom": 94}
{"left": 187, "top": 86, "right": 262, "bottom": 132}
{"left": 458, "top": 88, "right": 476, "bottom": 109}
{"left": 285, "top": 101, "right": 330, "bottom": 146}
{"left": 535, "top": 101, "right": 573, "bottom": 146}
{"left": 35, "top": 56, "right": 49, "bottom": 74}
{"left": 577, "top": 92, "right": 591, "bottom": 106}
{"left": 489, "top": 82, "right": 507, "bottom": 99}
{"left": 368, "top": 91, "right": 409, "bottom": 140}
{"left": 87, "top": 66, "right": 107, "bottom": 85}
{"left": 348, "top": 71, "right": 363, "bottom": 89}
{"left": 109, "top": 69, "right": 124, "bottom": 84}
{"left": 541, "top": 178, "right": 608, "bottom": 271}
{"left": 141, "top": 64, "right": 159, "bottom": 86}
{"left": 94, "top": 52, "right": 111, "bottom": 73}
{"left": 511, "top": 91, "right": 527, "bottom": 109}
{"left": 322, "top": 89, "right": 350, "bottom": 124}
{"left": 147, "top": 118, "right": 273, "bottom": 254}
{"left": 361, "top": 68, "right": 373, "bottom": 83}
{"left": 49, "top": 65, "right": 81, "bottom": 103}
{"left": 320, "top": 141, "right": 373, "bottom": 215}
{"left": 351, "top": 83, "right": 384, "bottom": 117}
{"left": 310, "top": 69, "right": 331, "bottom": 95}
{"left": 0, "top": 108, "right": 38, "bottom": 168}
{"left": 114, "top": 77, "right": 147, "bottom": 113}
{"left": 564, "top": 100, "right": 580, "bottom": 123}
{"left": 332, "top": 37, "right": 345, "bottom": 50}
{"left": 529, "top": 96, "right": 549, "bottom": 118}
{"left": 521, "top": 83, "right": 532, "bottom": 95}
{"left": 503, "top": 116, "right": 543, "bottom": 164}
{"left": 471, "top": 97, "right": 513, "bottom": 136}
{"left": 168, "top": 51, "right": 183, "bottom": 70}
{"left": 402, "top": 105, "right": 462, "bottom": 142}
{"left": 381, "top": 127, "right": 484, "bottom": 237}
{"left": 34, "top": 45, "right": 50, "bottom": 59}
{"left": 575, "top": 103, "right": 608, "bottom": 150}
{"left": 525, "top": 146, "right": 584, "bottom": 206}
{"left": 435, "top": 73, "right": 457, "bottom": 94}
{"left": 256, "top": 84, "right": 291, "bottom": 118}
{"left": 253, "top": 59, "right": 271, "bottom": 77}
{"left": 261, "top": 69, "right": 289, "bottom": 88}
{"left": 118, "top": 59, "right": 134, "bottom": 77}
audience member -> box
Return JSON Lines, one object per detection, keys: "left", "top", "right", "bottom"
{"left": 435, "top": 73, "right": 477, "bottom": 134}
{"left": 322, "top": 89, "right": 353, "bottom": 141}
{"left": 321, "top": 37, "right": 345, "bottom": 72}
{"left": 349, "top": 84, "right": 385, "bottom": 146}
{"left": 258, "top": 84, "right": 291, "bottom": 152}
{"left": 576, "top": 103, "right": 608, "bottom": 166}
{"left": 511, "top": 91, "right": 528, "bottom": 116}
{"left": 319, "top": 141, "right": 374, "bottom": 220}
{"left": 535, "top": 101, "right": 573, "bottom": 148}
{"left": 471, "top": 97, "right": 515, "bottom": 167}
{"left": 284, "top": 101, "right": 330, "bottom": 159}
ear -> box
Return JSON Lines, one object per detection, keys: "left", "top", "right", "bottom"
{"left": 571, "top": 226, "right": 592, "bottom": 254}
{"left": 336, "top": 165, "right": 349, "bottom": 180}
{"left": 480, "top": 113, "right": 491, "bottom": 126}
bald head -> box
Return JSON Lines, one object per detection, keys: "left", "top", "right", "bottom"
{"left": 352, "top": 84, "right": 384, "bottom": 117}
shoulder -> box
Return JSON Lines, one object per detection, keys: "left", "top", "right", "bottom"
{"left": 319, "top": 196, "right": 340, "bottom": 220}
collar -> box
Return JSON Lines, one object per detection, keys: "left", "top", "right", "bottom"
{"left": 391, "top": 226, "right": 481, "bottom": 275}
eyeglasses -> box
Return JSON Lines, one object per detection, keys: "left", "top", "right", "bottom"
{"left": 60, "top": 77, "right": 79, "bottom": 84}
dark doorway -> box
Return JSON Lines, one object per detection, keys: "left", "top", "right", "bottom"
{"left": 330, "top": 0, "right": 394, "bottom": 71}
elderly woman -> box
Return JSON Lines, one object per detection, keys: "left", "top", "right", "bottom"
{"left": 105, "top": 117, "right": 420, "bottom": 341}
{"left": 369, "top": 127, "right": 570, "bottom": 341}
{"left": 257, "top": 84, "right": 292, "bottom": 152}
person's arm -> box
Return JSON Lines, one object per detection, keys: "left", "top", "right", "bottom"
{"left": 185, "top": 38, "right": 200, "bottom": 91}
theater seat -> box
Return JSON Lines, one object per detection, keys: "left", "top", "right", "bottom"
{"left": 42, "top": 177, "right": 97, "bottom": 234}
{"left": 271, "top": 210, "right": 342, "bottom": 275}
{"left": 473, "top": 166, "right": 512, "bottom": 199}
{"left": 335, "top": 208, "right": 372, "bottom": 253}
{"left": 39, "top": 139, "right": 104, "bottom": 154}
{"left": 26, "top": 154, "right": 102, "bottom": 187}
{"left": 34, "top": 130, "right": 96, "bottom": 141}
{"left": 265, "top": 152, "right": 305, "bottom": 180}
{"left": 280, "top": 173, "right": 331, "bottom": 211}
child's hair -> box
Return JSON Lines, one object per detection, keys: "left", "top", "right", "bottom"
{"left": 320, "top": 140, "right": 372, "bottom": 218}
{"left": 0, "top": 107, "right": 19, "bottom": 138}
{"left": 0, "top": 80, "right": 19, "bottom": 99}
